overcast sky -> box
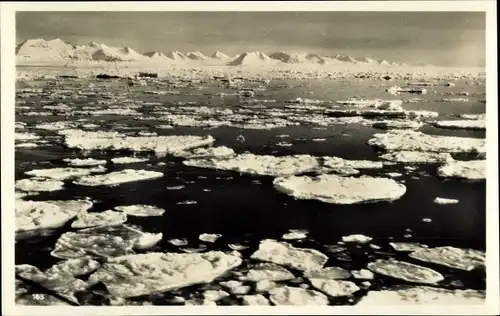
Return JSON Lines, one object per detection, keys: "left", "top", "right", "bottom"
{"left": 16, "top": 11, "right": 486, "bottom": 66}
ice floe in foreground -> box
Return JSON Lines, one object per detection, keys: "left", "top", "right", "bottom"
{"left": 357, "top": 286, "right": 485, "bottom": 305}
{"left": 378, "top": 151, "right": 453, "bottom": 163}
{"left": 71, "top": 210, "right": 127, "bottom": 229}
{"left": 16, "top": 199, "right": 93, "bottom": 233}
{"left": 368, "top": 130, "right": 485, "bottom": 154}
{"left": 61, "top": 129, "right": 215, "bottom": 154}
{"left": 409, "top": 246, "right": 485, "bottom": 271}
{"left": 114, "top": 204, "right": 165, "bottom": 217}
{"left": 241, "top": 263, "right": 295, "bottom": 282}
{"left": 268, "top": 286, "right": 329, "bottom": 305}
{"left": 74, "top": 169, "right": 163, "bottom": 186}
{"left": 273, "top": 174, "right": 406, "bottom": 204}
{"left": 184, "top": 153, "right": 319, "bottom": 176}
{"left": 367, "top": 259, "right": 444, "bottom": 284}
{"left": 15, "top": 178, "right": 64, "bottom": 192}
{"left": 437, "top": 159, "right": 485, "bottom": 180}
{"left": 87, "top": 251, "right": 242, "bottom": 298}
{"left": 16, "top": 258, "right": 100, "bottom": 304}
{"left": 51, "top": 224, "right": 161, "bottom": 259}
{"left": 25, "top": 166, "right": 106, "bottom": 180}
{"left": 250, "top": 239, "right": 328, "bottom": 272}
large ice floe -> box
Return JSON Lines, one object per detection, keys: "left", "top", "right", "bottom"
{"left": 357, "top": 286, "right": 485, "bottom": 305}
{"left": 71, "top": 210, "right": 128, "bottom": 229}
{"left": 367, "top": 259, "right": 444, "bottom": 284}
{"left": 408, "top": 246, "right": 485, "bottom": 271}
{"left": 378, "top": 151, "right": 453, "bottom": 164}
{"left": 59, "top": 129, "right": 215, "bottom": 154}
{"left": 437, "top": 159, "right": 485, "bottom": 180}
{"left": 268, "top": 286, "right": 329, "bottom": 305}
{"left": 433, "top": 120, "right": 485, "bottom": 131}
{"left": 368, "top": 130, "right": 485, "bottom": 154}
{"left": 172, "top": 146, "right": 236, "bottom": 159}
{"left": 250, "top": 239, "right": 328, "bottom": 272}
{"left": 16, "top": 199, "right": 93, "bottom": 234}
{"left": 183, "top": 154, "right": 320, "bottom": 176}
{"left": 16, "top": 258, "right": 101, "bottom": 304}
{"left": 51, "top": 224, "right": 162, "bottom": 259}
{"left": 114, "top": 204, "right": 165, "bottom": 217}
{"left": 25, "top": 166, "right": 106, "bottom": 180}
{"left": 273, "top": 174, "right": 406, "bottom": 204}
{"left": 86, "top": 251, "right": 242, "bottom": 298}
{"left": 63, "top": 158, "right": 107, "bottom": 167}
{"left": 73, "top": 169, "right": 164, "bottom": 186}
{"left": 15, "top": 178, "right": 65, "bottom": 192}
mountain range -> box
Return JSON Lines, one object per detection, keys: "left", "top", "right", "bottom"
{"left": 16, "top": 38, "right": 413, "bottom": 67}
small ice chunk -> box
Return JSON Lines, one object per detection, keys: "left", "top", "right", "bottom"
{"left": 379, "top": 151, "right": 453, "bottom": 163}
{"left": 74, "top": 169, "right": 164, "bottom": 186}
{"left": 342, "top": 234, "right": 373, "bottom": 244}
{"left": 433, "top": 197, "right": 459, "bottom": 204}
{"left": 16, "top": 132, "right": 40, "bottom": 141}
{"left": 250, "top": 239, "right": 328, "bottom": 272}
{"left": 437, "top": 160, "right": 485, "bottom": 180}
{"left": 134, "top": 233, "right": 163, "bottom": 250}
{"left": 422, "top": 218, "right": 432, "bottom": 223}
{"left": 168, "top": 238, "right": 189, "bottom": 246}
{"left": 268, "top": 286, "right": 329, "bottom": 305}
{"left": 409, "top": 246, "right": 485, "bottom": 271}
{"left": 71, "top": 210, "right": 127, "bottom": 229}
{"left": 220, "top": 280, "right": 251, "bottom": 295}
{"left": 367, "top": 259, "right": 444, "bottom": 284}
{"left": 386, "top": 172, "right": 403, "bottom": 178}
{"left": 304, "top": 267, "right": 352, "bottom": 280}
{"left": 243, "top": 263, "right": 295, "bottom": 282}
{"left": 114, "top": 204, "right": 165, "bottom": 217}
{"left": 177, "top": 200, "right": 197, "bottom": 205}
{"left": 203, "top": 289, "right": 230, "bottom": 301}
{"left": 309, "top": 279, "right": 360, "bottom": 297}
{"left": 167, "top": 185, "right": 185, "bottom": 190}
{"left": 433, "top": 120, "right": 485, "bottom": 130}
{"left": 228, "top": 244, "right": 248, "bottom": 251}
{"left": 111, "top": 157, "right": 149, "bottom": 164}
{"left": 199, "top": 233, "right": 222, "bottom": 243}
{"left": 351, "top": 269, "right": 375, "bottom": 280}
{"left": 282, "top": 231, "right": 308, "bottom": 240}
{"left": 15, "top": 178, "right": 64, "bottom": 192}
{"left": 273, "top": 174, "right": 406, "bottom": 204}
{"left": 16, "top": 143, "right": 38, "bottom": 148}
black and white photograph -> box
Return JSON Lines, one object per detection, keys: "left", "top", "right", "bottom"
{"left": 1, "top": 1, "right": 498, "bottom": 314}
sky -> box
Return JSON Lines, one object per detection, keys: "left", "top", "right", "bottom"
{"left": 16, "top": 11, "right": 486, "bottom": 67}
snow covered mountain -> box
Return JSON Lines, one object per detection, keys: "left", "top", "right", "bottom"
{"left": 16, "top": 38, "right": 410, "bottom": 67}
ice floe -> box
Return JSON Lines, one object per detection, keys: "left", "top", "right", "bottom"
{"left": 25, "top": 166, "right": 106, "bottom": 180}
{"left": 15, "top": 178, "right": 64, "bottom": 192}
{"left": 372, "top": 120, "right": 423, "bottom": 130}
{"left": 357, "top": 286, "right": 485, "bottom": 305}
{"left": 16, "top": 199, "right": 93, "bottom": 233}
{"left": 433, "top": 197, "right": 459, "bottom": 204}
{"left": 63, "top": 157, "right": 107, "bottom": 166}
{"left": 114, "top": 204, "right": 165, "bottom": 217}
{"left": 437, "top": 159, "right": 485, "bottom": 180}
{"left": 351, "top": 269, "right": 375, "bottom": 280}
{"left": 61, "top": 129, "right": 215, "bottom": 153}
{"left": 342, "top": 234, "right": 373, "bottom": 244}
{"left": 16, "top": 258, "right": 100, "bottom": 304}
{"left": 173, "top": 146, "right": 236, "bottom": 159}
{"left": 203, "top": 289, "right": 230, "bottom": 301}
{"left": 368, "top": 131, "right": 485, "bottom": 154}
{"left": 220, "top": 280, "right": 251, "bottom": 295}
{"left": 433, "top": 120, "right": 485, "bottom": 130}
{"left": 16, "top": 143, "right": 39, "bottom": 148}
{"left": 379, "top": 151, "right": 453, "bottom": 163}
{"left": 16, "top": 132, "right": 41, "bottom": 141}
{"left": 409, "top": 246, "right": 485, "bottom": 271}
{"left": 52, "top": 224, "right": 160, "bottom": 260}
{"left": 304, "top": 267, "right": 352, "bottom": 280}
{"left": 167, "top": 185, "right": 185, "bottom": 190}
{"left": 71, "top": 210, "right": 127, "bottom": 229}
{"left": 184, "top": 153, "right": 320, "bottom": 177}
{"left": 273, "top": 174, "right": 406, "bottom": 204}
{"left": 242, "top": 263, "right": 295, "bottom": 282}
{"left": 87, "top": 251, "right": 242, "bottom": 298}
{"left": 111, "top": 157, "right": 149, "bottom": 164}
{"left": 250, "top": 239, "right": 328, "bottom": 272}
{"left": 323, "top": 156, "right": 384, "bottom": 169}
{"left": 367, "top": 259, "right": 444, "bottom": 284}
{"left": 74, "top": 169, "right": 164, "bottom": 186}
{"left": 241, "top": 294, "right": 271, "bottom": 305}
{"left": 268, "top": 286, "right": 329, "bottom": 305}
{"left": 199, "top": 233, "right": 222, "bottom": 243}
{"left": 309, "top": 279, "right": 360, "bottom": 297}
{"left": 389, "top": 242, "right": 429, "bottom": 252}
{"left": 168, "top": 238, "right": 189, "bottom": 246}
{"left": 460, "top": 113, "right": 485, "bottom": 120}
